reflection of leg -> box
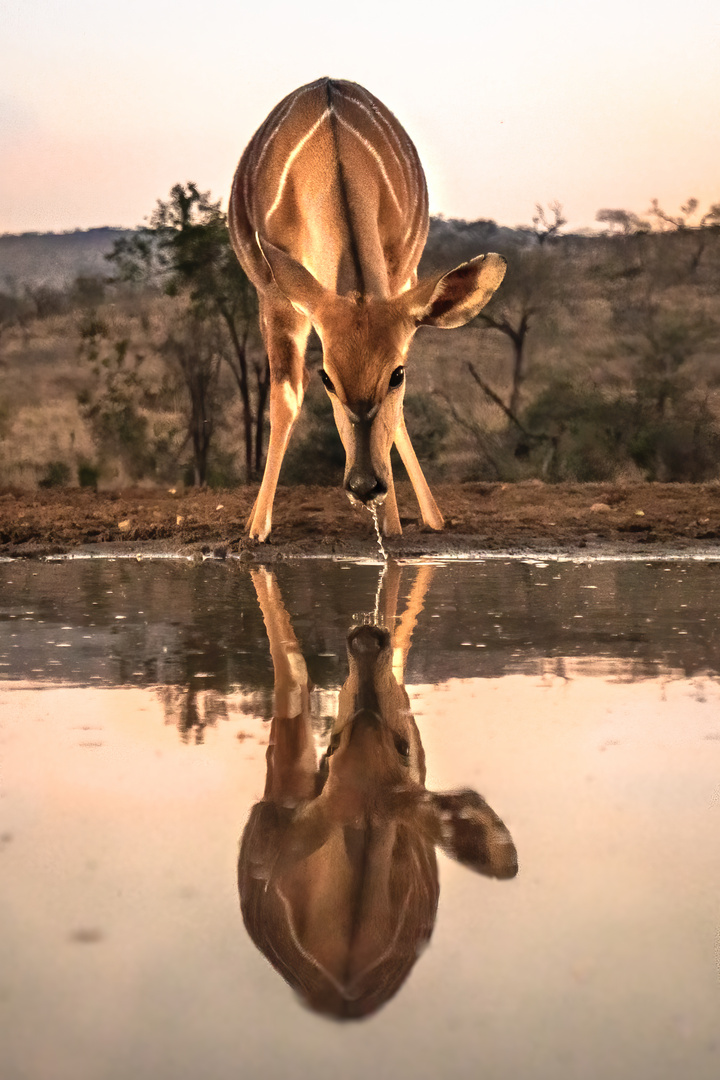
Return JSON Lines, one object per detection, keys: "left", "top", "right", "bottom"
{"left": 377, "top": 560, "right": 435, "bottom": 680}
{"left": 250, "top": 568, "right": 315, "bottom": 803}
{"left": 394, "top": 415, "right": 444, "bottom": 530}
{"left": 379, "top": 559, "right": 402, "bottom": 628}
{"left": 392, "top": 564, "right": 435, "bottom": 679}
{"left": 247, "top": 303, "right": 310, "bottom": 541}
{"left": 263, "top": 716, "right": 316, "bottom": 803}
{"left": 251, "top": 568, "right": 304, "bottom": 703}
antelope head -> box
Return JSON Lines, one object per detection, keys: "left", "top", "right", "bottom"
{"left": 259, "top": 240, "right": 507, "bottom": 507}
{"left": 239, "top": 565, "right": 518, "bottom": 1019}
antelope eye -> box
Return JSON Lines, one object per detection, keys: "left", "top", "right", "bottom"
{"left": 326, "top": 735, "right": 341, "bottom": 758}
{"left": 319, "top": 368, "right": 335, "bottom": 393}
{"left": 389, "top": 366, "right": 405, "bottom": 389}
{"left": 395, "top": 736, "right": 410, "bottom": 759}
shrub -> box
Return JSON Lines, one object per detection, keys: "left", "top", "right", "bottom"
{"left": 77, "top": 461, "right": 100, "bottom": 488}
{"left": 38, "top": 461, "right": 72, "bottom": 488}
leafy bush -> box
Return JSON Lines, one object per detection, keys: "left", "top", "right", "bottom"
{"left": 402, "top": 393, "right": 449, "bottom": 462}
{"left": 77, "top": 460, "right": 100, "bottom": 488}
{"left": 523, "top": 376, "right": 720, "bottom": 482}
{"left": 280, "top": 387, "right": 345, "bottom": 485}
{"left": 38, "top": 461, "right": 72, "bottom": 488}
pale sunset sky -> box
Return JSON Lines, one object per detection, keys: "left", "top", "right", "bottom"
{"left": 2, "top": 0, "right": 719, "bottom": 235}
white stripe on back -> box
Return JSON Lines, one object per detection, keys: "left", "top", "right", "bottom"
{"left": 244, "top": 83, "right": 319, "bottom": 211}
{"left": 335, "top": 113, "right": 402, "bottom": 215}
{"left": 265, "top": 108, "right": 332, "bottom": 223}
{"left": 337, "top": 91, "right": 412, "bottom": 202}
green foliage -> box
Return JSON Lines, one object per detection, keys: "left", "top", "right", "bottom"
{"left": 77, "top": 460, "right": 100, "bottom": 488}
{"left": 523, "top": 380, "right": 638, "bottom": 481}
{"left": 77, "top": 313, "right": 179, "bottom": 483}
{"left": 0, "top": 291, "right": 30, "bottom": 333}
{"left": 280, "top": 386, "right": 345, "bottom": 485}
{"left": 626, "top": 402, "right": 720, "bottom": 482}
{"left": 108, "top": 183, "right": 253, "bottom": 321}
{"left": 523, "top": 376, "right": 720, "bottom": 482}
{"left": 107, "top": 182, "right": 264, "bottom": 482}
{"left": 405, "top": 393, "right": 449, "bottom": 459}
{"left": 71, "top": 275, "right": 106, "bottom": 308}
{"left": 38, "top": 460, "right": 72, "bottom": 488}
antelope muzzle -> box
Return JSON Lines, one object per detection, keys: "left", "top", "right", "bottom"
{"left": 343, "top": 417, "right": 388, "bottom": 506}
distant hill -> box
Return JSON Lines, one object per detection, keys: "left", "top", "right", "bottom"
{"left": 419, "top": 217, "right": 535, "bottom": 274}
{"left": 0, "top": 227, "right": 134, "bottom": 290}
{"left": 0, "top": 219, "right": 542, "bottom": 293}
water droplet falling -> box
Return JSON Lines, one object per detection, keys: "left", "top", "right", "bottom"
{"left": 370, "top": 504, "right": 387, "bottom": 562}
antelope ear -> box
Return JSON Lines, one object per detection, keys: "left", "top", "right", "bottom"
{"left": 425, "top": 788, "right": 518, "bottom": 879}
{"left": 256, "top": 235, "right": 328, "bottom": 318}
{"left": 404, "top": 253, "right": 507, "bottom": 329}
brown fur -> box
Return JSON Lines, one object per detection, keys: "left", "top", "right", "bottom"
{"left": 229, "top": 78, "right": 506, "bottom": 540}
{"left": 237, "top": 564, "right": 518, "bottom": 1018}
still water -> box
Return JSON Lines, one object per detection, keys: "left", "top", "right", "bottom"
{"left": 1, "top": 556, "right": 719, "bottom": 1080}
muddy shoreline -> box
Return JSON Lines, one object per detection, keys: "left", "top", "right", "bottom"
{"left": 1, "top": 481, "right": 720, "bottom": 560}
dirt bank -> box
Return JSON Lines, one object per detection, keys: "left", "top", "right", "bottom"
{"left": 1, "top": 481, "right": 720, "bottom": 560}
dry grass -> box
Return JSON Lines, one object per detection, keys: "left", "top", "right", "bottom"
{"left": 2, "top": 230, "right": 720, "bottom": 489}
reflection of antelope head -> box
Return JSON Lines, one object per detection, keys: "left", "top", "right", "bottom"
{"left": 239, "top": 562, "right": 517, "bottom": 1019}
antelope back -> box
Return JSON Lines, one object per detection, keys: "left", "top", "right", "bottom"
{"left": 229, "top": 77, "right": 428, "bottom": 299}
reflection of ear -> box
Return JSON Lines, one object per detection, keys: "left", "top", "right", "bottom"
{"left": 425, "top": 789, "right": 518, "bottom": 879}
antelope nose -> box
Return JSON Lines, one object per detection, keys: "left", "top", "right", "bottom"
{"left": 348, "top": 625, "right": 391, "bottom": 655}
{"left": 345, "top": 470, "right": 387, "bottom": 504}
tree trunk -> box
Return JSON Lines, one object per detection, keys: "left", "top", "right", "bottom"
{"left": 253, "top": 354, "right": 270, "bottom": 476}
{"left": 508, "top": 318, "right": 529, "bottom": 417}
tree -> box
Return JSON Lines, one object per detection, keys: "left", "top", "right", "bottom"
{"left": 647, "top": 197, "right": 720, "bottom": 273}
{"left": 649, "top": 197, "right": 706, "bottom": 231}
{"left": 77, "top": 306, "right": 183, "bottom": 483}
{"left": 108, "top": 183, "right": 266, "bottom": 480}
{"left": 162, "top": 310, "right": 224, "bottom": 487}
{"left": 595, "top": 208, "right": 649, "bottom": 236}
{"left": 473, "top": 246, "right": 562, "bottom": 416}
{"left": 531, "top": 201, "right": 567, "bottom": 245}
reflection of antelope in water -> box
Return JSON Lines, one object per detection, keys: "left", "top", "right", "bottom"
{"left": 239, "top": 562, "right": 517, "bottom": 1019}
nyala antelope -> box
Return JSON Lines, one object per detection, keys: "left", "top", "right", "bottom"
{"left": 229, "top": 77, "right": 507, "bottom": 540}
{"left": 238, "top": 563, "right": 518, "bottom": 1018}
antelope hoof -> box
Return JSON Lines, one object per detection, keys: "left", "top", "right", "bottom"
{"left": 248, "top": 516, "right": 271, "bottom": 542}
{"left": 422, "top": 509, "right": 445, "bottom": 531}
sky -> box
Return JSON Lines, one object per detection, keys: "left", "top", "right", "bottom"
{"left": 2, "top": 0, "right": 719, "bottom": 235}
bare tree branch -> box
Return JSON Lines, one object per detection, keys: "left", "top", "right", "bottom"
{"left": 532, "top": 201, "right": 567, "bottom": 245}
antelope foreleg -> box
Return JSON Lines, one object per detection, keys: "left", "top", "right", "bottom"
{"left": 382, "top": 470, "right": 402, "bottom": 537}
{"left": 248, "top": 379, "right": 304, "bottom": 541}
{"left": 247, "top": 303, "right": 309, "bottom": 541}
{"left": 394, "top": 416, "right": 444, "bottom": 530}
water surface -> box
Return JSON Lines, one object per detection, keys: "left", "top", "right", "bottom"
{"left": 1, "top": 557, "right": 719, "bottom": 1079}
